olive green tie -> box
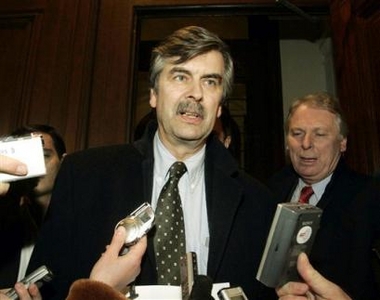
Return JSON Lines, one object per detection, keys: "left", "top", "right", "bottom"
{"left": 154, "top": 161, "right": 187, "bottom": 285}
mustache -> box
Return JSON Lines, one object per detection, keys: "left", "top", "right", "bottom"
{"left": 176, "top": 101, "right": 204, "bottom": 118}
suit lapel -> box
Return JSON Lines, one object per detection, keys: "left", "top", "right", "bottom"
{"left": 207, "top": 177, "right": 242, "bottom": 278}
{"left": 204, "top": 143, "right": 243, "bottom": 278}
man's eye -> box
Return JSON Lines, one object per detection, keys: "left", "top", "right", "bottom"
{"left": 174, "top": 75, "right": 186, "bottom": 82}
{"left": 203, "top": 78, "right": 220, "bottom": 87}
{"left": 43, "top": 151, "right": 52, "bottom": 159}
{"left": 315, "top": 132, "right": 327, "bottom": 137}
{"left": 291, "top": 131, "right": 302, "bottom": 136}
{"left": 205, "top": 79, "right": 217, "bottom": 86}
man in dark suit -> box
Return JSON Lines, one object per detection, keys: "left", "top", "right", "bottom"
{"left": 28, "top": 26, "right": 277, "bottom": 300}
{"left": 268, "top": 92, "right": 378, "bottom": 300}
{"left": 0, "top": 125, "right": 66, "bottom": 290}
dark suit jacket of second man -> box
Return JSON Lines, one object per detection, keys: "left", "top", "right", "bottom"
{"left": 28, "top": 123, "right": 278, "bottom": 300}
{"left": 268, "top": 158, "right": 378, "bottom": 300}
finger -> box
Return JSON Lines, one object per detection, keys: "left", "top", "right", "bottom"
{"left": 276, "top": 281, "right": 309, "bottom": 297}
{"left": 128, "top": 235, "right": 147, "bottom": 257}
{"left": 297, "top": 253, "right": 330, "bottom": 295}
{"left": 0, "top": 182, "right": 10, "bottom": 196}
{"left": 0, "top": 156, "right": 28, "bottom": 175}
{"left": 28, "top": 284, "right": 42, "bottom": 300}
{"left": 14, "top": 283, "right": 32, "bottom": 300}
{"left": 0, "top": 294, "right": 11, "bottom": 300}
{"left": 106, "top": 226, "right": 127, "bottom": 256}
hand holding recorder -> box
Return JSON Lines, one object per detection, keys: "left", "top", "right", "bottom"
{"left": 276, "top": 253, "right": 352, "bottom": 300}
{"left": 1, "top": 283, "right": 41, "bottom": 300}
{"left": 89, "top": 226, "right": 147, "bottom": 291}
{"left": 2, "top": 265, "right": 52, "bottom": 300}
{"left": 90, "top": 203, "right": 152, "bottom": 291}
{"left": 0, "top": 136, "right": 45, "bottom": 183}
{"left": 0, "top": 155, "right": 28, "bottom": 196}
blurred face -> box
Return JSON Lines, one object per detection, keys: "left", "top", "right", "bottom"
{"left": 150, "top": 50, "right": 224, "bottom": 157}
{"left": 286, "top": 105, "right": 347, "bottom": 184}
{"left": 34, "top": 133, "right": 64, "bottom": 197}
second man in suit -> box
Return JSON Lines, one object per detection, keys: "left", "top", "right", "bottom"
{"left": 268, "top": 92, "right": 377, "bottom": 299}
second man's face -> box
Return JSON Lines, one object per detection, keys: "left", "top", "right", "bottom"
{"left": 286, "top": 105, "right": 347, "bottom": 184}
{"left": 149, "top": 50, "right": 224, "bottom": 151}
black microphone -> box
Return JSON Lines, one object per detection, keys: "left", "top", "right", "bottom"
{"left": 189, "top": 275, "right": 214, "bottom": 300}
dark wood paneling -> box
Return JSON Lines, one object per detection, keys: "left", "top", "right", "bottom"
{"left": 86, "top": 0, "right": 135, "bottom": 147}
{"left": 330, "top": 0, "right": 380, "bottom": 174}
{"left": 0, "top": 10, "right": 43, "bottom": 135}
{"left": 26, "top": 0, "right": 99, "bottom": 152}
{"left": 0, "top": 0, "right": 98, "bottom": 153}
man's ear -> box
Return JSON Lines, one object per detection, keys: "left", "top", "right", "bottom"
{"left": 340, "top": 137, "right": 347, "bottom": 153}
{"left": 217, "top": 105, "right": 222, "bottom": 118}
{"left": 149, "top": 89, "right": 157, "bottom": 108}
{"left": 223, "top": 136, "right": 232, "bottom": 149}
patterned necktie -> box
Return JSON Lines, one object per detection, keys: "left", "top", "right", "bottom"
{"left": 154, "top": 161, "right": 187, "bottom": 285}
{"left": 299, "top": 185, "right": 314, "bottom": 204}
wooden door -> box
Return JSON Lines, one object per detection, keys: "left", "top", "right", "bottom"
{"left": 0, "top": 0, "right": 97, "bottom": 152}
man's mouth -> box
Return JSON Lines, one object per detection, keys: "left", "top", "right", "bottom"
{"left": 177, "top": 101, "right": 204, "bottom": 119}
{"left": 300, "top": 156, "right": 317, "bottom": 163}
{"left": 181, "top": 111, "right": 201, "bottom": 118}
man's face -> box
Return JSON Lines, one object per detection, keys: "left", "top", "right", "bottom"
{"left": 286, "top": 105, "right": 347, "bottom": 184}
{"left": 34, "top": 132, "right": 63, "bottom": 197}
{"left": 149, "top": 50, "right": 224, "bottom": 152}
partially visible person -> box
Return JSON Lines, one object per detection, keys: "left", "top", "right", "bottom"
{"left": 28, "top": 26, "right": 277, "bottom": 300}
{"left": 267, "top": 92, "right": 377, "bottom": 299}
{"left": 9, "top": 124, "right": 67, "bottom": 215}
{"left": 212, "top": 105, "right": 241, "bottom": 164}
{"left": 0, "top": 155, "right": 28, "bottom": 196}
{"left": 276, "top": 253, "right": 352, "bottom": 300}
{"left": 0, "top": 124, "right": 66, "bottom": 288}
{"left": 0, "top": 226, "right": 146, "bottom": 300}
{"left": 0, "top": 226, "right": 147, "bottom": 300}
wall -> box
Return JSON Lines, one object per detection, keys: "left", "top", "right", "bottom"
{"left": 279, "top": 19, "right": 336, "bottom": 121}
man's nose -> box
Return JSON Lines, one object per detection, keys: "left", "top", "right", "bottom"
{"left": 186, "top": 81, "right": 203, "bottom": 101}
{"left": 301, "top": 134, "right": 313, "bottom": 149}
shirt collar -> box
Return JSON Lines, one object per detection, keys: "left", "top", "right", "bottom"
{"left": 153, "top": 131, "right": 205, "bottom": 182}
{"left": 298, "top": 174, "right": 332, "bottom": 201}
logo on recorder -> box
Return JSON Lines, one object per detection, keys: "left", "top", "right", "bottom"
{"left": 296, "top": 226, "right": 312, "bottom": 244}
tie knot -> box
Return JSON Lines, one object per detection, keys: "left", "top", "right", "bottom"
{"left": 169, "top": 161, "right": 187, "bottom": 179}
{"left": 299, "top": 185, "right": 314, "bottom": 204}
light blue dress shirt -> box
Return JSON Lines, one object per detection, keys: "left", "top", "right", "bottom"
{"left": 151, "top": 132, "right": 209, "bottom": 274}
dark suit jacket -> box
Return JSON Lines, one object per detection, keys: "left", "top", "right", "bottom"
{"left": 28, "top": 127, "right": 277, "bottom": 300}
{"left": 268, "top": 159, "right": 379, "bottom": 300}
{"left": 0, "top": 178, "right": 40, "bottom": 288}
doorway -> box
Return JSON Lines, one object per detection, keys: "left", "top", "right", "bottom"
{"left": 131, "top": 6, "right": 332, "bottom": 182}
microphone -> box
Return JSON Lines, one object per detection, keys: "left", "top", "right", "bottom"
{"left": 189, "top": 275, "right": 214, "bottom": 300}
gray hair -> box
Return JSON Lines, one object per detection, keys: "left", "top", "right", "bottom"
{"left": 285, "top": 92, "right": 348, "bottom": 138}
{"left": 149, "top": 26, "right": 234, "bottom": 102}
